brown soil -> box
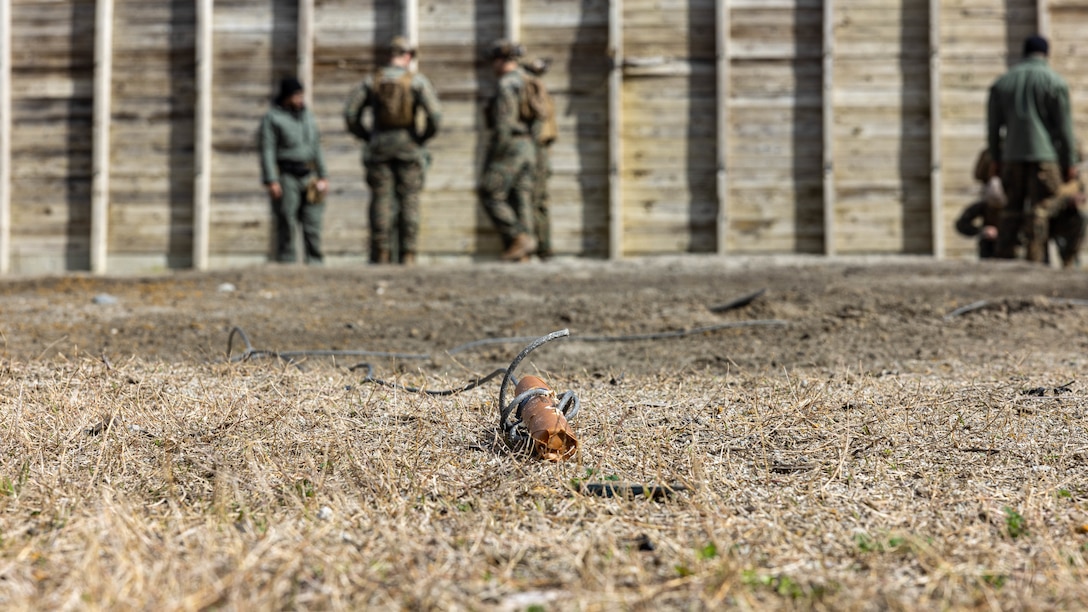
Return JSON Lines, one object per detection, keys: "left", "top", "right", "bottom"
{"left": 2, "top": 255, "right": 1086, "bottom": 378}
{"left": 4, "top": 256, "right": 1088, "bottom": 609}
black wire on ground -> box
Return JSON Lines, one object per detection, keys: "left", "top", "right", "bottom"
{"left": 942, "top": 300, "right": 991, "bottom": 320}
{"left": 226, "top": 326, "right": 430, "bottom": 364}
{"left": 943, "top": 297, "right": 1088, "bottom": 321}
{"left": 445, "top": 319, "right": 788, "bottom": 355}
{"left": 225, "top": 313, "right": 786, "bottom": 397}
{"left": 708, "top": 288, "right": 766, "bottom": 313}
{"left": 348, "top": 362, "right": 508, "bottom": 396}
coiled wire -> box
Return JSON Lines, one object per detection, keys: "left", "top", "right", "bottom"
{"left": 496, "top": 329, "right": 579, "bottom": 447}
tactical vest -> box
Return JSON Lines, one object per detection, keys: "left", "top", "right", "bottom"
{"left": 518, "top": 74, "right": 558, "bottom": 145}
{"left": 375, "top": 71, "right": 416, "bottom": 129}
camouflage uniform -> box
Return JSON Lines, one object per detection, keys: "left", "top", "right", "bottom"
{"left": 480, "top": 62, "right": 538, "bottom": 256}
{"left": 987, "top": 37, "right": 1077, "bottom": 262}
{"left": 955, "top": 200, "right": 1001, "bottom": 259}
{"left": 531, "top": 143, "right": 553, "bottom": 258}
{"left": 258, "top": 80, "right": 329, "bottom": 264}
{"left": 344, "top": 45, "right": 442, "bottom": 263}
{"left": 522, "top": 58, "right": 555, "bottom": 259}
{"left": 1048, "top": 179, "right": 1087, "bottom": 267}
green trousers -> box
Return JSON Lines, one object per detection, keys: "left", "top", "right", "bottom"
{"left": 272, "top": 172, "right": 325, "bottom": 264}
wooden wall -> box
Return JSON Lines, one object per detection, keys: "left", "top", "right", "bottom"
{"left": 832, "top": 0, "right": 931, "bottom": 254}
{"left": 208, "top": 0, "right": 298, "bottom": 264}
{"left": 727, "top": 0, "right": 824, "bottom": 253}
{"left": 0, "top": 0, "right": 1084, "bottom": 274}
{"left": 938, "top": 0, "right": 1036, "bottom": 259}
{"left": 110, "top": 0, "right": 196, "bottom": 269}
{"left": 621, "top": 0, "right": 717, "bottom": 254}
{"left": 8, "top": 0, "right": 95, "bottom": 273}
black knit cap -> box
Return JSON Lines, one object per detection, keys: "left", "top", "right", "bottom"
{"left": 1023, "top": 35, "right": 1049, "bottom": 57}
{"left": 278, "top": 77, "right": 304, "bottom": 100}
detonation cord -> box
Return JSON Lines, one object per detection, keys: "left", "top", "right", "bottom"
{"left": 495, "top": 330, "right": 580, "bottom": 447}
{"left": 445, "top": 319, "right": 787, "bottom": 355}
{"left": 227, "top": 326, "right": 428, "bottom": 363}
{"left": 347, "top": 362, "right": 507, "bottom": 396}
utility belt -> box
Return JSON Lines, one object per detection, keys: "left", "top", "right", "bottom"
{"left": 277, "top": 160, "right": 314, "bottom": 177}
{"left": 371, "top": 126, "right": 417, "bottom": 141}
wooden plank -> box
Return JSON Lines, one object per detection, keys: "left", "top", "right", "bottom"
{"left": 90, "top": 0, "right": 112, "bottom": 273}
{"left": 823, "top": 0, "right": 834, "bottom": 254}
{"left": 0, "top": 0, "right": 9, "bottom": 273}
{"left": 2, "top": 20, "right": 99, "bottom": 273}
{"left": 930, "top": 0, "right": 943, "bottom": 258}
{"left": 298, "top": 0, "right": 313, "bottom": 106}
{"left": 193, "top": 0, "right": 212, "bottom": 270}
{"left": 717, "top": 0, "right": 728, "bottom": 254}
{"left": 505, "top": 0, "right": 519, "bottom": 40}
{"left": 609, "top": 0, "right": 622, "bottom": 258}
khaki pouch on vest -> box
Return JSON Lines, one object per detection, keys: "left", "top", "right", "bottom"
{"left": 306, "top": 177, "right": 326, "bottom": 205}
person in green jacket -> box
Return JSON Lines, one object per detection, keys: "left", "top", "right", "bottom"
{"left": 987, "top": 35, "right": 1077, "bottom": 262}
{"left": 259, "top": 77, "right": 330, "bottom": 264}
{"left": 344, "top": 37, "right": 442, "bottom": 265}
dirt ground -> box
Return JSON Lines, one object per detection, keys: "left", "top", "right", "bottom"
{"left": 4, "top": 255, "right": 1088, "bottom": 609}
{"left": 2, "top": 255, "right": 1087, "bottom": 377}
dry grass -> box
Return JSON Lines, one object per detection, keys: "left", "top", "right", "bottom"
{"left": 2, "top": 349, "right": 1088, "bottom": 610}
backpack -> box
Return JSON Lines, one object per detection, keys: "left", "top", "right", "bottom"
{"left": 374, "top": 71, "right": 416, "bottom": 129}
{"left": 518, "top": 74, "right": 558, "bottom": 145}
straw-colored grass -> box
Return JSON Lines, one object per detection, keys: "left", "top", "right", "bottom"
{"left": 2, "top": 348, "right": 1087, "bottom": 610}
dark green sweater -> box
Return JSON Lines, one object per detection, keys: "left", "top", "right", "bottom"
{"left": 258, "top": 103, "right": 328, "bottom": 184}
{"left": 987, "top": 56, "right": 1076, "bottom": 170}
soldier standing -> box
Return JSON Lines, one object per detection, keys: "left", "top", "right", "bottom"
{"left": 521, "top": 57, "right": 557, "bottom": 260}
{"left": 258, "top": 77, "right": 329, "bottom": 264}
{"left": 480, "top": 39, "right": 538, "bottom": 262}
{"left": 344, "top": 37, "right": 442, "bottom": 265}
{"left": 987, "top": 35, "right": 1078, "bottom": 262}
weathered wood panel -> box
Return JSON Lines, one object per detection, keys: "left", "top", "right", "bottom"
{"left": 311, "top": 0, "right": 381, "bottom": 258}
{"left": 520, "top": 0, "right": 611, "bottom": 256}
{"left": 207, "top": 0, "right": 297, "bottom": 260}
{"left": 727, "top": 1, "right": 824, "bottom": 253}
{"left": 8, "top": 0, "right": 95, "bottom": 272}
{"left": 3, "top": 0, "right": 1080, "bottom": 273}
{"left": 1049, "top": 2, "right": 1088, "bottom": 262}
{"left": 937, "top": 0, "right": 1035, "bottom": 259}
{"left": 107, "top": 0, "right": 195, "bottom": 262}
{"left": 1049, "top": 3, "right": 1088, "bottom": 152}
{"left": 621, "top": 0, "right": 717, "bottom": 255}
{"left": 831, "top": 0, "right": 932, "bottom": 254}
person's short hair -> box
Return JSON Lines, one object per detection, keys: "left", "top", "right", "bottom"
{"left": 1023, "top": 34, "right": 1049, "bottom": 57}
{"left": 488, "top": 39, "right": 524, "bottom": 61}
{"left": 389, "top": 36, "right": 416, "bottom": 57}
{"left": 278, "top": 77, "right": 304, "bottom": 100}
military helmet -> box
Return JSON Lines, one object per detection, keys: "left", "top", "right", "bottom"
{"left": 389, "top": 36, "right": 416, "bottom": 56}
{"left": 488, "top": 38, "right": 524, "bottom": 61}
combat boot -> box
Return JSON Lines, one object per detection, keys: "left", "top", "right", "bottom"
{"left": 402, "top": 252, "right": 416, "bottom": 266}
{"left": 372, "top": 249, "right": 391, "bottom": 265}
{"left": 500, "top": 233, "right": 537, "bottom": 262}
